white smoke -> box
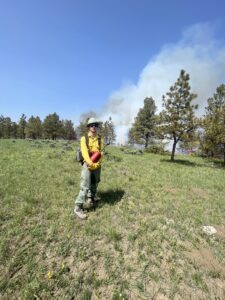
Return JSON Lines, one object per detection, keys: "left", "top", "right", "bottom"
{"left": 100, "top": 23, "right": 225, "bottom": 144}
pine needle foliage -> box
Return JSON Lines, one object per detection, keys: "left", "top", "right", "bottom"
{"left": 159, "top": 70, "right": 198, "bottom": 161}
{"left": 202, "top": 84, "right": 225, "bottom": 163}
{"left": 102, "top": 117, "right": 116, "bottom": 145}
{"left": 25, "top": 116, "right": 42, "bottom": 139}
{"left": 128, "top": 97, "right": 157, "bottom": 148}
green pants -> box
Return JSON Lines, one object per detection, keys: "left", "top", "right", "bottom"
{"left": 75, "top": 163, "right": 101, "bottom": 206}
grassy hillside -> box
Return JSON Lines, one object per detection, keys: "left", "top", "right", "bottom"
{"left": 0, "top": 139, "right": 225, "bottom": 299}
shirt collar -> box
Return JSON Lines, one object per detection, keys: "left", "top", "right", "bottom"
{"left": 88, "top": 132, "right": 97, "bottom": 138}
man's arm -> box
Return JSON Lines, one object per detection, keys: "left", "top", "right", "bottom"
{"left": 80, "top": 136, "right": 93, "bottom": 166}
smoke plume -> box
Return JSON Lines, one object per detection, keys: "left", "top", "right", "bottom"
{"left": 100, "top": 23, "right": 225, "bottom": 144}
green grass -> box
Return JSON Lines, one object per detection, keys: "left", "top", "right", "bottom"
{"left": 0, "top": 139, "right": 225, "bottom": 299}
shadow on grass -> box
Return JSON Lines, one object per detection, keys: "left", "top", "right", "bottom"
{"left": 161, "top": 157, "right": 225, "bottom": 168}
{"left": 210, "top": 160, "right": 225, "bottom": 169}
{"left": 96, "top": 189, "right": 125, "bottom": 208}
{"left": 160, "top": 158, "right": 198, "bottom": 166}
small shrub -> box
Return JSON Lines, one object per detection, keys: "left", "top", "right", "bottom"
{"left": 106, "top": 228, "right": 122, "bottom": 242}
{"left": 104, "top": 153, "right": 122, "bottom": 162}
{"left": 145, "top": 143, "right": 167, "bottom": 155}
{"left": 64, "top": 146, "right": 73, "bottom": 151}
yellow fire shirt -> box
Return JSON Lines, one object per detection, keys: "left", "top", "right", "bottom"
{"left": 80, "top": 132, "right": 103, "bottom": 170}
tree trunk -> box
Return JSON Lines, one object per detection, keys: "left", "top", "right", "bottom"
{"left": 145, "top": 134, "right": 149, "bottom": 149}
{"left": 171, "top": 140, "right": 177, "bottom": 161}
{"left": 145, "top": 139, "right": 148, "bottom": 149}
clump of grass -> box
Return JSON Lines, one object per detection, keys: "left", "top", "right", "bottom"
{"left": 49, "top": 143, "right": 56, "bottom": 148}
{"left": 63, "top": 145, "right": 73, "bottom": 151}
{"left": 106, "top": 228, "right": 122, "bottom": 242}
{"left": 104, "top": 153, "right": 123, "bottom": 162}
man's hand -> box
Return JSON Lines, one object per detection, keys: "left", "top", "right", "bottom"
{"left": 87, "top": 162, "right": 100, "bottom": 170}
{"left": 87, "top": 161, "right": 94, "bottom": 167}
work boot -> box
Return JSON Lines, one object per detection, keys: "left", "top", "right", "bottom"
{"left": 74, "top": 205, "right": 87, "bottom": 220}
{"left": 86, "top": 198, "right": 94, "bottom": 208}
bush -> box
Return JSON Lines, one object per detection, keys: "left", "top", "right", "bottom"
{"left": 145, "top": 143, "right": 167, "bottom": 155}
{"left": 104, "top": 153, "right": 123, "bottom": 162}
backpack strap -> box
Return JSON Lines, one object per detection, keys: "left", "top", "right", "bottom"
{"left": 98, "top": 134, "right": 101, "bottom": 151}
{"left": 84, "top": 133, "right": 89, "bottom": 151}
{"left": 84, "top": 133, "right": 101, "bottom": 151}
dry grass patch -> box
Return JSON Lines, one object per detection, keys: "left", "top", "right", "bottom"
{"left": 185, "top": 247, "right": 224, "bottom": 273}
{"left": 164, "top": 187, "right": 180, "bottom": 194}
{"left": 191, "top": 188, "right": 209, "bottom": 198}
{"left": 214, "top": 225, "right": 225, "bottom": 241}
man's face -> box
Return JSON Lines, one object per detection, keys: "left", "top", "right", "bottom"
{"left": 89, "top": 123, "right": 98, "bottom": 134}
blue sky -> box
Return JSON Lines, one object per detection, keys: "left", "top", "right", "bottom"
{"left": 1, "top": 0, "right": 225, "bottom": 131}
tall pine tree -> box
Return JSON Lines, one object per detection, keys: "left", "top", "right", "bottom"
{"left": 25, "top": 116, "right": 42, "bottom": 139}
{"left": 0, "top": 116, "right": 13, "bottom": 138}
{"left": 159, "top": 70, "right": 198, "bottom": 161}
{"left": 62, "top": 120, "right": 77, "bottom": 140}
{"left": 128, "top": 97, "right": 156, "bottom": 148}
{"left": 102, "top": 117, "right": 116, "bottom": 144}
{"left": 203, "top": 84, "right": 225, "bottom": 163}
{"left": 43, "top": 113, "right": 62, "bottom": 140}
{"left": 18, "top": 114, "right": 27, "bottom": 139}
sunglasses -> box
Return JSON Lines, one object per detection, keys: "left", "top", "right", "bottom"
{"left": 89, "top": 123, "right": 99, "bottom": 128}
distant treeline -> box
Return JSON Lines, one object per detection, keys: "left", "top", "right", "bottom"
{"left": 0, "top": 113, "right": 76, "bottom": 140}
{"left": 0, "top": 112, "right": 117, "bottom": 144}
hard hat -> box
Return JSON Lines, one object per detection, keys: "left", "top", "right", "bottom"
{"left": 87, "top": 117, "right": 101, "bottom": 127}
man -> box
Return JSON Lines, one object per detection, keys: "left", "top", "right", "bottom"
{"left": 74, "top": 117, "right": 103, "bottom": 219}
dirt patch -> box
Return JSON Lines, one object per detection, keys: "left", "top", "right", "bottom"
{"left": 191, "top": 188, "right": 209, "bottom": 198}
{"left": 164, "top": 187, "right": 179, "bottom": 194}
{"left": 214, "top": 225, "right": 225, "bottom": 241}
{"left": 185, "top": 247, "right": 224, "bottom": 273}
{"left": 91, "top": 285, "right": 114, "bottom": 300}
{"left": 164, "top": 187, "right": 180, "bottom": 195}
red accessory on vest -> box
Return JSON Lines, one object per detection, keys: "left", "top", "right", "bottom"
{"left": 90, "top": 151, "right": 102, "bottom": 163}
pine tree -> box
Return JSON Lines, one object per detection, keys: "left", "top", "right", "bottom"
{"left": 0, "top": 115, "right": 5, "bottom": 138}
{"left": 203, "top": 84, "right": 225, "bottom": 163}
{"left": 25, "top": 116, "right": 42, "bottom": 139}
{"left": 76, "top": 119, "right": 89, "bottom": 139}
{"left": 128, "top": 97, "right": 157, "bottom": 148}
{"left": 62, "top": 120, "right": 77, "bottom": 140}
{"left": 102, "top": 117, "right": 116, "bottom": 144}
{"left": 11, "top": 122, "right": 18, "bottom": 138}
{"left": 0, "top": 115, "right": 13, "bottom": 138}
{"left": 18, "top": 114, "right": 27, "bottom": 139}
{"left": 159, "top": 70, "right": 198, "bottom": 161}
{"left": 43, "top": 113, "right": 62, "bottom": 140}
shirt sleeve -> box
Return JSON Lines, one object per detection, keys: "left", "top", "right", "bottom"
{"left": 80, "top": 136, "right": 92, "bottom": 164}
